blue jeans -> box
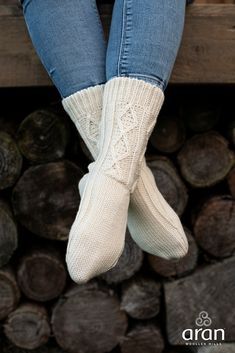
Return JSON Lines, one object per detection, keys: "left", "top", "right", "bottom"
{"left": 20, "top": 0, "right": 186, "bottom": 98}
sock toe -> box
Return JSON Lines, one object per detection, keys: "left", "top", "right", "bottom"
{"left": 66, "top": 172, "right": 130, "bottom": 284}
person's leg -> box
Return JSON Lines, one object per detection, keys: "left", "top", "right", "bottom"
{"left": 20, "top": 0, "right": 106, "bottom": 97}
{"left": 106, "top": 0, "right": 186, "bottom": 90}
{"left": 103, "top": 0, "right": 189, "bottom": 258}
{"left": 20, "top": 0, "right": 107, "bottom": 157}
{"left": 19, "top": 0, "right": 110, "bottom": 280}
{"left": 64, "top": 0, "right": 188, "bottom": 283}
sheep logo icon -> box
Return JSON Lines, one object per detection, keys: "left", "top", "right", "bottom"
{"left": 195, "top": 311, "right": 212, "bottom": 327}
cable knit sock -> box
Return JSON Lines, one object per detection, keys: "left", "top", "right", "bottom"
{"left": 63, "top": 79, "right": 188, "bottom": 268}
{"left": 79, "top": 160, "right": 188, "bottom": 259}
{"left": 127, "top": 159, "right": 188, "bottom": 257}
{"left": 61, "top": 77, "right": 167, "bottom": 283}
{"left": 62, "top": 83, "right": 105, "bottom": 159}
{"left": 62, "top": 77, "right": 189, "bottom": 283}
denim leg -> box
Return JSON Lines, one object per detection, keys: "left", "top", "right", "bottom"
{"left": 20, "top": 0, "right": 107, "bottom": 98}
{"left": 106, "top": 0, "right": 186, "bottom": 91}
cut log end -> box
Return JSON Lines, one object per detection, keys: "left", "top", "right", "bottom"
{"left": 51, "top": 281, "right": 128, "bottom": 353}
{"left": 16, "top": 109, "right": 70, "bottom": 164}
{"left": 17, "top": 247, "right": 67, "bottom": 301}
{"left": 0, "top": 204, "right": 18, "bottom": 267}
{"left": 120, "top": 275, "right": 161, "bottom": 320}
{"left": 150, "top": 115, "right": 186, "bottom": 153}
{"left": 193, "top": 195, "right": 235, "bottom": 258}
{"left": 177, "top": 131, "right": 235, "bottom": 188}
{"left": 4, "top": 302, "right": 51, "bottom": 350}
{"left": 0, "top": 132, "right": 22, "bottom": 190}
{"left": 120, "top": 323, "right": 165, "bottom": 353}
{"left": 11, "top": 160, "right": 83, "bottom": 240}
{"left": 0, "top": 266, "right": 21, "bottom": 321}
{"left": 147, "top": 156, "right": 188, "bottom": 216}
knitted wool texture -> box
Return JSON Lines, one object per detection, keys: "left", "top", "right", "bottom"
{"left": 62, "top": 77, "right": 188, "bottom": 283}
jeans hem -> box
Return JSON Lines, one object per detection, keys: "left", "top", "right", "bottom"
{"left": 117, "top": 73, "right": 166, "bottom": 91}
{"left": 61, "top": 80, "right": 107, "bottom": 99}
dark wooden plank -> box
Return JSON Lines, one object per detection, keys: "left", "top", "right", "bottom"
{"left": 0, "top": 3, "right": 235, "bottom": 86}
{"left": 172, "top": 4, "right": 235, "bottom": 83}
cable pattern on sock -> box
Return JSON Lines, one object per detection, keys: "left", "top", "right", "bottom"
{"left": 99, "top": 78, "right": 164, "bottom": 192}
{"left": 78, "top": 110, "right": 101, "bottom": 157}
{"left": 62, "top": 84, "right": 104, "bottom": 159}
{"left": 62, "top": 78, "right": 189, "bottom": 285}
{"left": 101, "top": 103, "right": 139, "bottom": 184}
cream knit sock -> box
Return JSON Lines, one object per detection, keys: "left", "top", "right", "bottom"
{"left": 62, "top": 77, "right": 188, "bottom": 283}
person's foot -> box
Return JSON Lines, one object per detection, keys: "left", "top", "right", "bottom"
{"left": 66, "top": 165, "right": 130, "bottom": 283}
{"left": 79, "top": 159, "right": 188, "bottom": 261}
{"left": 63, "top": 77, "right": 188, "bottom": 283}
{"left": 128, "top": 159, "right": 188, "bottom": 259}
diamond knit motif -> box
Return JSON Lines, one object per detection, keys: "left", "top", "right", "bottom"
{"left": 61, "top": 84, "right": 104, "bottom": 160}
{"left": 102, "top": 102, "right": 142, "bottom": 185}
{"left": 61, "top": 78, "right": 189, "bottom": 285}
{"left": 86, "top": 111, "right": 101, "bottom": 144}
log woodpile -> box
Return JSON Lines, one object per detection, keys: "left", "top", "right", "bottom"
{"left": 0, "top": 76, "right": 235, "bottom": 353}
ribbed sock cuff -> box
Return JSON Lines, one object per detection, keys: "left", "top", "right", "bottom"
{"left": 104, "top": 76, "right": 164, "bottom": 114}
{"left": 61, "top": 84, "right": 104, "bottom": 158}
{"left": 62, "top": 84, "right": 104, "bottom": 122}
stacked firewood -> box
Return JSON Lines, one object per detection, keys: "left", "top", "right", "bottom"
{"left": 0, "top": 85, "right": 235, "bottom": 353}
